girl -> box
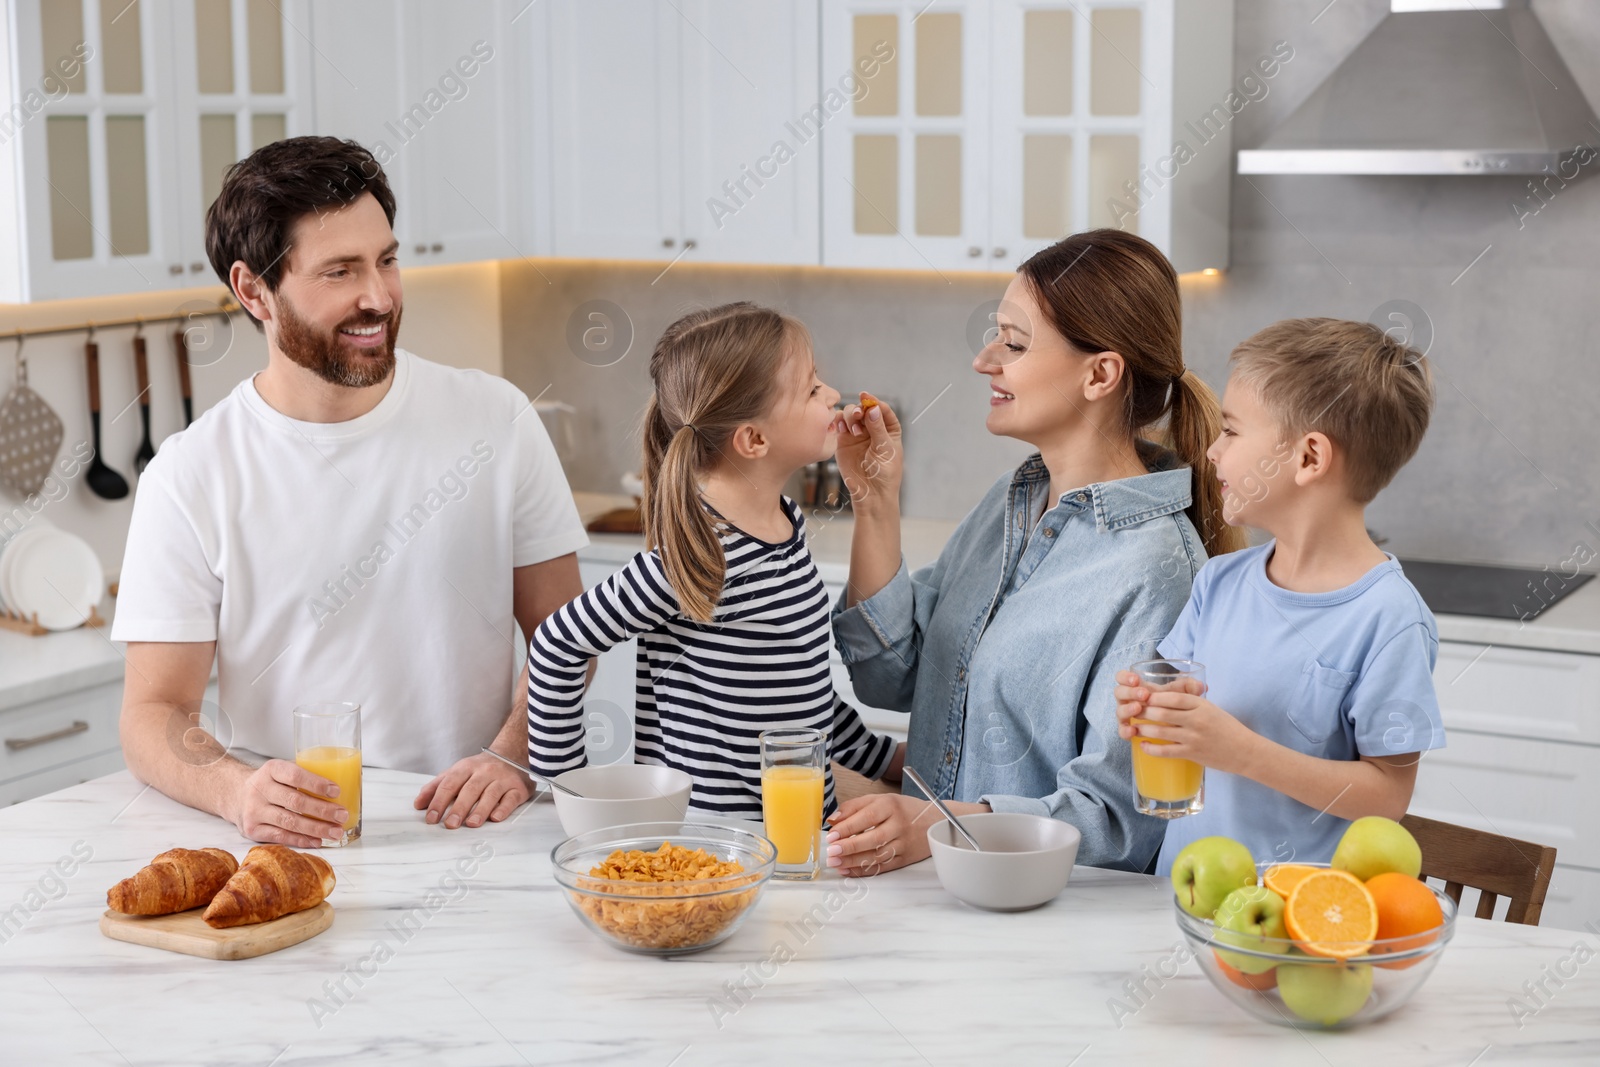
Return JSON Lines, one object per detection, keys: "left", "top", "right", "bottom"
{"left": 526, "top": 302, "right": 901, "bottom": 817}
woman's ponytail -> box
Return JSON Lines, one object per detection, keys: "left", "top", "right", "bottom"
{"left": 1168, "top": 369, "right": 1245, "bottom": 558}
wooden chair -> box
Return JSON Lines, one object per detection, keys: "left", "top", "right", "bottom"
{"left": 1401, "top": 813, "right": 1557, "bottom": 926}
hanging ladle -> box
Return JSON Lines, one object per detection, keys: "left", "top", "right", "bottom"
{"left": 84, "top": 325, "right": 129, "bottom": 500}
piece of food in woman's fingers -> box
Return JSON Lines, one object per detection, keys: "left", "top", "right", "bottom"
{"left": 107, "top": 847, "right": 239, "bottom": 915}
{"left": 858, "top": 391, "right": 881, "bottom": 410}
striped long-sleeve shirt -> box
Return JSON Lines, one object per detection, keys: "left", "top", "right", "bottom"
{"left": 527, "top": 498, "right": 896, "bottom": 819}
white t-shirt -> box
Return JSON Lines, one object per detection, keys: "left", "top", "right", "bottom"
{"left": 111, "top": 348, "right": 589, "bottom": 773}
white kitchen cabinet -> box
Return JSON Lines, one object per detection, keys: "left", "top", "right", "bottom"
{"left": 546, "top": 0, "right": 821, "bottom": 265}
{"left": 2, "top": 0, "right": 182, "bottom": 301}
{"left": 309, "top": 0, "right": 532, "bottom": 268}
{"left": 820, "top": 0, "right": 1234, "bottom": 274}
{"left": 1, "top": 677, "right": 122, "bottom": 805}
{"left": 1541, "top": 865, "right": 1600, "bottom": 933}
{"left": 0, "top": 0, "right": 313, "bottom": 301}
{"left": 1432, "top": 641, "right": 1600, "bottom": 745}
{"left": 1414, "top": 638, "right": 1600, "bottom": 931}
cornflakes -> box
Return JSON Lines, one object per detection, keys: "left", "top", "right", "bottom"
{"left": 572, "top": 841, "right": 761, "bottom": 951}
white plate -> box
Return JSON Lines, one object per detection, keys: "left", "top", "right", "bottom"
{"left": 0, "top": 523, "right": 51, "bottom": 616}
{"left": 4, "top": 526, "right": 103, "bottom": 630}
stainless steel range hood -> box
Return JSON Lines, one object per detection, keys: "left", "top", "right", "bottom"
{"left": 1237, "top": 0, "right": 1600, "bottom": 176}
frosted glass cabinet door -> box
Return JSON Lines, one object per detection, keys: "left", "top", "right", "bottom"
{"left": 170, "top": 0, "right": 313, "bottom": 283}
{"left": 988, "top": 1, "right": 1154, "bottom": 267}
{"left": 547, "top": 0, "right": 682, "bottom": 261}
{"left": 821, "top": 2, "right": 990, "bottom": 271}
{"left": 680, "top": 0, "right": 820, "bottom": 266}
{"left": 10, "top": 0, "right": 183, "bottom": 301}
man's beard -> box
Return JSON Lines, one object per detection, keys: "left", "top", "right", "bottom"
{"left": 275, "top": 296, "right": 402, "bottom": 389}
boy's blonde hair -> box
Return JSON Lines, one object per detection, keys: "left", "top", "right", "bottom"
{"left": 1229, "top": 318, "right": 1434, "bottom": 503}
{"left": 641, "top": 301, "right": 810, "bottom": 622}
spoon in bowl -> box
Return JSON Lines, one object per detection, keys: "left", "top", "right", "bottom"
{"left": 903, "top": 765, "right": 982, "bottom": 852}
{"left": 478, "top": 747, "right": 586, "bottom": 797}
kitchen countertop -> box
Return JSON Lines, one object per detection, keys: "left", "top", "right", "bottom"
{"left": 2, "top": 768, "right": 1596, "bottom": 1064}
{"left": 0, "top": 596, "right": 124, "bottom": 713}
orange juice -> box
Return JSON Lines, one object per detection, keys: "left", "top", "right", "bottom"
{"left": 297, "top": 745, "right": 362, "bottom": 833}
{"left": 1130, "top": 722, "right": 1203, "bottom": 801}
{"left": 762, "top": 765, "right": 824, "bottom": 864}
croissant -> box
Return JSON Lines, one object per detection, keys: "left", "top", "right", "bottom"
{"left": 202, "top": 845, "right": 336, "bottom": 928}
{"left": 107, "top": 847, "right": 239, "bottom": 915}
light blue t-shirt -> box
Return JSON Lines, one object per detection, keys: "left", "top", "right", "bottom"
{"left": 1153, "top": 541, "right": 1446, "bottom": 876}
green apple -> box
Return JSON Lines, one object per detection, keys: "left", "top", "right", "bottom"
{"left": 1276, "top": 961, "right": 1373, "bottom": 1027}
{"left": 1213, "top": 885, "right": 1290, "bottom": 974}
{"left": 1171, "top": 836, "right": 1257, "bottom": 920}
{"left": 1332, "top": 816, "right": 1422, "bottom": 881}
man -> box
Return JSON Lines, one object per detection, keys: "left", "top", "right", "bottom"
{"left": 113, "top": 137, "right": 587, "bottom": 846}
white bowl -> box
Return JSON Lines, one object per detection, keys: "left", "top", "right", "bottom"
{"left": 552, "top": 764, "right": 693, "bottom": 837}
{"left": 926, "top": 812, "right": 1081, "bottom": 911}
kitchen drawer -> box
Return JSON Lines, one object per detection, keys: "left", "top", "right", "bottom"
{"left": 2, "top": 747, "right": 126, "bottom": 806}
{"left": 1411, "top": 729, "right": 1600, "bottom": 869}
{"left": 1433, "top": 642, "right": 1600, "bottom": 745}
{"left": 0, "top": 681, "right": 123, "bottom": 785}
{"left": 1540, "top": 865, "right": 1600, "bottom": 933}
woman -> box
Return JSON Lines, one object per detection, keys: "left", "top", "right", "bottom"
{"left": 827, "top": 229, "right": 1242, "bottom": 875}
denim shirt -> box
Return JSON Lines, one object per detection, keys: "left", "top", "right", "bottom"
{"left": 832, "top": 445, "right": 1205, "bottom": 872}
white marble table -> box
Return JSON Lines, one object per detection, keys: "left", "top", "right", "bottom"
{"left": 2, "top": 769, "right": 1597, "bottom": 1066}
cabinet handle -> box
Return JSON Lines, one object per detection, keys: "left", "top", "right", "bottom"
{"left": 662, "top": 237, "right": 675, "bottom": 248}
{"left": 967, "top": 246, "right": 982, "bottom": 257}
{"left": 431, "top": 243, "right": 443, "bottom": 253}
{"left": 992, "top": 247, "right": 1007, "bottom": 258}
{"left": 168, "top": 264, "right": 184, "bottom": 275}
{"left": 6, "top": 720, "right": 89, "bottom": 751}
{"left": 189, "top": 262, "right": 206, "bottom": 273}
{"left": 683, "top": 239, "right": 697, "bottom": 250}
{"left": 414, "top": 244, "right": 428, "bottom": 255}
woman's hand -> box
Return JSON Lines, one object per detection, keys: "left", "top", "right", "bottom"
{"left": 833, "top": 393, "right": 903, "bottom": 514}
{"left": 1113, "top": 671, "right": 1254, "bottom": 776}
{"left": 825, "top": 792, "right": 941, "bottom": 875}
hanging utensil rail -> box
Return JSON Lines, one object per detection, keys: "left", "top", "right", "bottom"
{"left": 3, "top": 301, "right": 239, "bottom": 344}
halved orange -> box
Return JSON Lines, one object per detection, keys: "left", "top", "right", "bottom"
{"left": 1263, "top": 863, "right": 1319, "bottom": 899}
{"left": 1284, "top": 869, "right": 1378, "bottom": 959}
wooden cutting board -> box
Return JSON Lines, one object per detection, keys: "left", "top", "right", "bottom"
{"left": 99, "top": 902, "right": 334, "bottom": 960}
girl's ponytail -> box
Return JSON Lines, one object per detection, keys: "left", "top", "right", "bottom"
{"left": 639, "top": 302, "right": 801, "bottom": 622}
{"left": 1168, "top": 369, "right": 1245, "bottom": 558}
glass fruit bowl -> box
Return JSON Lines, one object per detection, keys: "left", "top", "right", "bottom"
{"left": 551, "top": 821, "right": 776, "bottom": 957}
{"left": 1173, "top": 862, "right": 1458, "bottom": 1030}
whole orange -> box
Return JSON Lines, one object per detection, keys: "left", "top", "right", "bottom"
{"left": 1366, "top": 871, "right": 1444, "bottom": 970}
{"left": 1213, "top": 950, "right": 1278, "bottom": 989}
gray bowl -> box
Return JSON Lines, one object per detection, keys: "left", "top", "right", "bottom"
{"left": 926, "top": 812, "right": 1081, "bottom": 911}
{"left": 552, "top": 764, "right": 693, "bottom": 837}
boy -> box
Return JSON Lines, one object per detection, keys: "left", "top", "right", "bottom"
{"left": 1114, "top": 318, "right": 1446, "bottom": 875}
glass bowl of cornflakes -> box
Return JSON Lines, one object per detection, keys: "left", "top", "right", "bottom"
{"left": 552, "top": 822, "right": 777, "bottom": 956}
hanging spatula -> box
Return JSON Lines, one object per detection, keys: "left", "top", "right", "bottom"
{"left": 132, "top": 330, "right": 155, "bottom": 474}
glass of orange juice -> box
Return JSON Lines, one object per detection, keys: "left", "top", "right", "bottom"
{"left": 1128, "top": 659, "right": 1205, "bottom": 819}
{"left": 760, "top": 727, "right": 827, "bottom": 881}
{"left": 293, "top": 702, "right": 363, "bottom": 846}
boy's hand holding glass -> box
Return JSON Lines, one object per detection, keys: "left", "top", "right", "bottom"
{"left": 1113, "top": 670, "right": 1255, "bottom": 778}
